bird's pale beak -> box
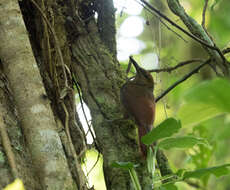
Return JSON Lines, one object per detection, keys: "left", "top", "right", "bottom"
{"left": 130, "top": 56, "right": 143, "bottom": 74}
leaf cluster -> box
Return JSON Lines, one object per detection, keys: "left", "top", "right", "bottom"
{"left": 113, "top": 78, "right": 230, "bottom": 190}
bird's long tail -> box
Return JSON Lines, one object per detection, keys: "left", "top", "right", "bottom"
{"left": 138, "top": 125, "right": 151, "bottom": 159}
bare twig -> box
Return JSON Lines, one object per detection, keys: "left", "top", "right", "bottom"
{"left": 73, "top": 76, "right": 98, "bottom": 149}
{"left": 222, "top": 47, "right": 230, "bottom": 55}
{"left": 29, "top": 0, "right": 69, "bottom": 88}
{"left": 61, "top": 102, "right": 87, "bottom": 189}
{"left": 136, "top": 0, "right": 188, "bottom": 43}
{"left": 149, "top": 59, "right": 203, "bottom": 73}
{"left": 155, "top": 47, "right": 230, "bottom": 102}
{"left": 156, "top": 59, "right": 211, "bottom": 102}
{"left": 202, "top": 0, "right": 210, "bottom": 39}
{"left": 158, "top": 17, "right": 188, "bottom": 43}
{"left": 138, "top": 0, "right": 218, "bottom": 51}
{"left": 87, "top": 153, "right": 100, "bottom": 176}
{"left": 73, "top": 77, "right": 101, "bottom": 176}
{"left": 166, "top": 0, "right": 227, "bottom": 71}
{"left": 138, "top": 0, "right": 228, "bottom": 68}
{"left": 202, "top": 0, "right": 209, "bottom": 29}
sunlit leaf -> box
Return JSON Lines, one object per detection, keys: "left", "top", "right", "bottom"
{"left": 4, "top": 179, "right": 25, "bottom": 190}
{"left": 183, "top": 164, "right": 230, "bottom": 179}
{"left": 184, "top": 78, "right": 230, "bottom": 112}
{"left": 142, "top": 118, "right": 181, "bottom": 145}
{"left": 158, "top": 136, "right": 207, "bottom": 150}
{"left": 178, "top": 78, "right": 230, "bottom": 127}
{"left": 178, "top": 103, "right": 223, "bottom": 127}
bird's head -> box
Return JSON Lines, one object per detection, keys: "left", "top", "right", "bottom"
{"left": 131, "top": 57, "right": 154, "bottom": 89}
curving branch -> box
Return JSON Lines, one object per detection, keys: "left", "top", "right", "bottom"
{"left": 155, "top": 48, "right": 230, "bottom": 102}
{"left": 156, "top": 59, "right": 210, "bottom": 102}
{"left": 202, "top": 0, "right": 209, "bottom": 29}
{"left": 139, "top": 0, "right": 218, "bottom": 51}
{"left": 138, "top": 0, "right": 229, "bottom": 76}
{"left": 166, "top": 0, "right": 228, "bottom": 76}
{"left": 29, "top": 0, "right": 69, "bottom": 88}
{"left": 135, "top": 0, "right": 188, "bottom": 43}
{"left": 149, "top": 59, "right": 203, "bottom": 73}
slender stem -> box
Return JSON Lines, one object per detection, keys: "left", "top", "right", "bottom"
{"left": 135, "top": 0, "right": 188, "bottom": 43}
{"left": 139, "top": 0, "right": 218, "bottom": 51}
{"left": 156, "top": 59, "right": 211, "bottom": 102}
{"left": 155, "top": 48, "right": 230, "bottom": 102}
{"left": 149, "top": 59, "right": 203, "bottom": 73}
{"left": 29, "top": 0, "right": 69, "bottom": 88}
{"left": 202, "top": 0, "right": 209, "bottom": 29}
{"left": 72, "top": 76, "right": 98, "bottom": 147}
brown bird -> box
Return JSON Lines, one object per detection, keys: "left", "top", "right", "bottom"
{"left": 120, "top": 57, "right": 155, "bottom": 158}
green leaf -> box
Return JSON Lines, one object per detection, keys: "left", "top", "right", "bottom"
{"left": 184, "top": 78, "right": 230, "bottom": 112}
{"left": 178, "top": 103, "right": 222, "bottom": 127}
{"left": 183, "top": 164, "right": 230, "bottom": 179}
{"left": 142, "top": 118, "right": 181, "bottom": 145}
{"left": 158, "top": 136, "right": 207, "bottom": 150}
{"left": 179, "top": 78, "right": 230, "bottom": 127}
{"left": 111, "top": 161, "right": 138, "bottom": 170}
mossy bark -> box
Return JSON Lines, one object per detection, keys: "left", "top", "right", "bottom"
{"left": 0, "top": 0, "right": 77, "bottom": 189}
{"left": 0, "top": 0, "right": 152, "bottom": 189}
{"left": 67, "top": 4, "right": 152, "bottom": 189}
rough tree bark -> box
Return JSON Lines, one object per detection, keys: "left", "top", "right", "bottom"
{"left": 0, "top": 0, "right": 78, "bottom": 189}
{"left": 1, "top": 0, "right": 230, "bottom": 189}
{"left": 0, "top": 0, "right": 152, "bottom": 189}
{"left": 66, "top": 0, "right": 152, "bottom": 189}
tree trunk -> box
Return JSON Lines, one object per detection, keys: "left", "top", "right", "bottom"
{"left": 0, "top": 0, "right": 152, "bottom": 189}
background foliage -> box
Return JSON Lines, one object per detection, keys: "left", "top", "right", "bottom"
{"left": 14, "top": 0, "right": 227, "bottom": 189}
{"left": 109, "top": 0, "right": 230, "bottom": 189}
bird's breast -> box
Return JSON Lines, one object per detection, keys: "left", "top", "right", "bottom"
{"left": 120, "top": 84, "right": 155, "bottom": 128}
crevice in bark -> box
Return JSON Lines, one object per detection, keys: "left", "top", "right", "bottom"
{"left": 1, "top": 0, "right": 157, "bottom": 189}
{"left": 66, "top": 13, "right": 152, "bottom": 188}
